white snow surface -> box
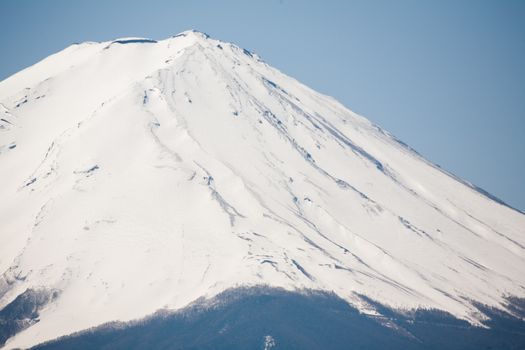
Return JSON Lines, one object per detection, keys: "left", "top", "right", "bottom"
{"left": 0, "top": 30, "right": 524, "bottom": 348}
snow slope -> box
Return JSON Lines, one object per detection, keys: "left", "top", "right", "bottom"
{"left": 0, "top": 30, "right": 524, "bottom": 348}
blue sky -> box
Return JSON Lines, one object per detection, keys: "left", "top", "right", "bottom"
{"left": 1, "top": 0, "right": 524, "bottom": 211}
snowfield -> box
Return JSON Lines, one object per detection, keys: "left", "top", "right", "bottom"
{"left": 0, "top": 30, "right": 524, "bottom": 349}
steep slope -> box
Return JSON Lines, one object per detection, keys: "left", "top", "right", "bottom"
{"left": 0, "top": 30, "right": 524, "bottom": 348}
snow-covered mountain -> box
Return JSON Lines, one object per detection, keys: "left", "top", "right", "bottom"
{"left": 0, "top": 30, "right": 524, "bottom": 349}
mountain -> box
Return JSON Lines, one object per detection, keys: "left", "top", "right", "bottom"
{"left": 0, "top": 30, "right": 524, "bottom": 349}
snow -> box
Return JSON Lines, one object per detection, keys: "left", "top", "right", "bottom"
{"left": 0, "top": 29, "right": 524, "bottom": 349}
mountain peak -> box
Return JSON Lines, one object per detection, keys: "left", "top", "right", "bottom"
{"left": 0, "top": 31, "right": 524, "bottom": 349}
{"left": 173, "top": 29, "right": 211, "bottom": 39}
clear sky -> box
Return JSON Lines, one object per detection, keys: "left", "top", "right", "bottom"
{"left": 1, "top": 0, "right": 524, "bottom": 211}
